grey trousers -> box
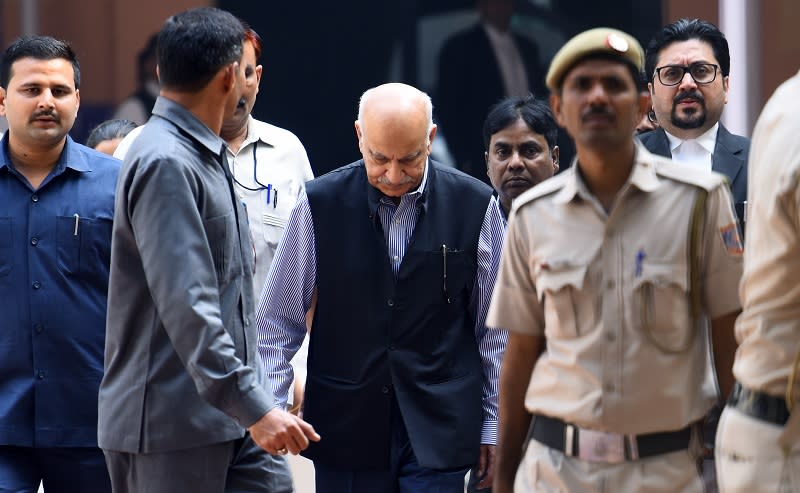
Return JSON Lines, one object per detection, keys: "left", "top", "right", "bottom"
{"left": 103, "top": 433, "right": 293, "bottom": 493}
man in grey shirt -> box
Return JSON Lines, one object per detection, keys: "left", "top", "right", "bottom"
{"left": 99, "top": 8, "right": 319, "bottom": 492}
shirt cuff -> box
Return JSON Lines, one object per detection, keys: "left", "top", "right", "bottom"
{"left": 481, "top": 419, "right": 498, "bottom": 445}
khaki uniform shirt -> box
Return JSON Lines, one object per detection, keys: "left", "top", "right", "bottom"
{"left": 734, "top": 70, "right": 800, "bottom": 401}
{"left": 487, "top": 145, "right": 743, "bottom": 435}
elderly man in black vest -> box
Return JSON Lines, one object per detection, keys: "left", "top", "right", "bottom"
{"left": 257, "top": 82, "right": 507, "bottom": 492}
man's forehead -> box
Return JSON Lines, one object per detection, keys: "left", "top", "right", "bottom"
{"left": 658, "top": 39, "right": 718, "bottom": 63}
{"left": 9, "top": 57, "right": 75, "bottom": 84}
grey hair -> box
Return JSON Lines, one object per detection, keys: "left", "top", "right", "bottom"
{"left": 357, "top": 84, "right": 435, "bottom": 138}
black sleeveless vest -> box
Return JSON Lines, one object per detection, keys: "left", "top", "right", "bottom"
{"left": 302, "top": 160, "right": 493, "bottom": 469}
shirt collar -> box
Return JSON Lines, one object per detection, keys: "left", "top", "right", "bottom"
{"left": 151, "top": 96, "right": 226, "bottom": 158}
{"left": 367, "top": 158, "right": 431, "bottom": 212}
{"left": 0, "top": 133, "right": 90, "bottom": 174}
{"left": 665, "top": 122, "right": 719, "bottom": 155}
{"left": 553, "top": 142, "right": 660, "bottom": 204}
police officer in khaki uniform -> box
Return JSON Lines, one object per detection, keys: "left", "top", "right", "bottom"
{"left": 488, "top": 28, "right": 744, "bottom": 493}
{"left": 714, "top": 70, "right": 800, "bottom": 493}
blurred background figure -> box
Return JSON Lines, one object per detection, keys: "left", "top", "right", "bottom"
{"left": 436, "top": 0, "right": 546, "bottom": 184}
{"left": 112, "top": 33, "right": 158, "bottom": 125}
{"left": 85, "top": 118, "right": 137, "bottom": 155}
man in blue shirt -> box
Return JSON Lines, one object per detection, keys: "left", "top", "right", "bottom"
{"left": 0, "top": 35, "right": 119, "bottom": 491}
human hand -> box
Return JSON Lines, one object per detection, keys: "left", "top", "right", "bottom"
{"left": 474, "top": 444, "right": 496, "bottom": 490}
{"left": 248, "top": 407, "right": 320, "bottom": 456}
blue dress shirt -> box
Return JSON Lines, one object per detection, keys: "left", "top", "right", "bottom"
{"left": 0, "top": 134, "right": 120, "bottom": 447}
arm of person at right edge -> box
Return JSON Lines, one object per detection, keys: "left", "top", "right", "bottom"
{"left": 255, "top": 189, "right": 321, "bottom": 453}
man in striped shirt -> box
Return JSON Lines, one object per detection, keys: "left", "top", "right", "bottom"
{"left": 257, "top": 82, "right": 507, "bottom": 492}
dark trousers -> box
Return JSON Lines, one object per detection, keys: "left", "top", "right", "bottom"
{"left": 315, "top": 397, "right": 469, "bottom": 493}
{"left": 103, "top": 432, "right": 293, "bottom": 493}
{"left": 0, "top": 445, "right": 111, "bottom": 493}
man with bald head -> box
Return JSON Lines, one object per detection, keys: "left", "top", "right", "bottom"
{"left": 258, "top": 82, "right": 507, "bottom": 491}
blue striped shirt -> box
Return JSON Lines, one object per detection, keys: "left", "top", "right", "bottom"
{"left": 256, "top": 162, "right": 508, "bottom": 444}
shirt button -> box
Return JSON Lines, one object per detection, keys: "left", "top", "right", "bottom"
{"left": 30, "top": 237, "right": 39, "bottom": 246}
{"left": 31, "top": 194, "right": 39, "bottom": 202}
{"left": 244, "top": 319, "right": 250, "bottom": 327}
{"left": 387, "top": 299, "right": 394, "bottom": 307}
{"left": 392, "top": 255, "right": 399, "bottom": 262}
{"left": 394, "top": 219, "right": 401, "bottom": 225}
{"left": 606, "top": 331, "right": 615, "bottom": 342}
{"left": 604, "top": 383, "right": 615, "bottom": 392}
{"left": 38, "top": 370, "right": 46, "bottom": 380}
{"left": 381, "top": 386, "right": 390, "bottom": 394}
{"left": 606, "top": 279, "right": 615, "bottom": 289}
{"left": 34, "top": 323, "right": 43, "bottom": 333}
{"left": 32, "top": 281, "right": 41, "bottom": 289}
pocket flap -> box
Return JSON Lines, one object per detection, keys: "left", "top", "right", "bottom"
{"left": 634, "top": 263, "right": 688, "bottom": 290}
{"left": 535, "top": 263, "right": 588, "bottom": 302}
{"left": 262, "top": 213, "right": 288, "bottom": 228}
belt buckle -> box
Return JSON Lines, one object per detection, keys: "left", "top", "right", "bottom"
{"left": 577, "top": 428, "right": 628, "bottom": 463}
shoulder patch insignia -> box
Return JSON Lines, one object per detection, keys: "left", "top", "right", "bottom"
{"left": 719, "top": 223, "right": 743, "bottom": 256}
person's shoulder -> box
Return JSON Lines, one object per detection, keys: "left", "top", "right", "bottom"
{"left": 251, "top": 118, "right": 306, "bottom": 150}
{"left": 309, "top": 160, "right": 363, "bottom": 183}
{"left": 637, "top": 127, "right": 664, "bottom": 147}
{"left": 68, "top": 139, "right": 121, "bottom": 175}
{"left": 650, "top": 153, "right": 727, "bottom": 191}
{"left": 718, "top": 124, "right": 751, "bottom": 149}
{"left": 431, "top": 160, "right": 493, "bottom": 194}
{"left": 514, "top": 170, "right": 570, "bottom": 210}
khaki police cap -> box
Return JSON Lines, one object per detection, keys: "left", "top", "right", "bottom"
{"left": 546, "top": 27, "right": 644, "bottom": 90}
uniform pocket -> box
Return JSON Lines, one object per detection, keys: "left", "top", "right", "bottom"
{"left": 535, "top": 263, "right": 588, "bottom": 338}
{"left": 634, "top": 263, "right": 693, "bottom": 353}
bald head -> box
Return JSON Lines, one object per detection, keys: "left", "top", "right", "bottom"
{"left": 355, "top": 83, "right": 437, "bottom": 198}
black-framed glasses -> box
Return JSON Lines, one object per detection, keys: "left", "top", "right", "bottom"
{"left": 654, "top": 63, "right": 719, "bottom": 86}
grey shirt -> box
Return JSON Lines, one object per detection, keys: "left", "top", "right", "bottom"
{"left": 99, "top": 97, "right": 274, "bottom": 453}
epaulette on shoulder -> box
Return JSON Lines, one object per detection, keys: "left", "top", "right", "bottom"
{"left": 513, "top": 170, "right": 569, "bottom": 208}
{"left": 653, "top": 157, "right": 727, "bottom": 192}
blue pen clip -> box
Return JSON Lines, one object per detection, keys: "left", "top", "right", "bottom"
{"left": 635, "top": 248, "right": 646, "bottom": 278}
{"left": 266, "top": 184, "right": 272, "bottom": 204}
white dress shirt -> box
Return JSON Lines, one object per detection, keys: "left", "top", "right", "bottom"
{"left": 665, "top": 123, "right": 719, "bottom": 171}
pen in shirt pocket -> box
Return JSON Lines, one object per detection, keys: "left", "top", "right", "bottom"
{"left": 73, "top": 213, "right": 80, "bottom": 236}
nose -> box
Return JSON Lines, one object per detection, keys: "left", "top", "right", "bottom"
{"left": 677, "top": 70, "right": 698, "bottom": 91}
{"left": 507, "top": 151, "right": 525, "bottom": 170}
{"left": 37, "top": 89, "right": 56, "bottom": 109}
{"left": 586, "top": 81, "right": 609, "bottom": 105}
{"left": 385, "top": 162, "right": 404, "bottom": 184}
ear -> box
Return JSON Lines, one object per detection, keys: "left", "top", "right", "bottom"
{"left": 75, "top": 88, "right": 80, "bottom": 113}
{"left": 427, "top": 124, "right": 438, "bottom": 152}
{"left": 0, "top": 87, "right": 6, "bottom": 117}
{"left": 722, "top": 75, "right": 730, "bottom": 104}
{"left": 550, "top": 92, "right": 566, "bottom": 128}
{"left": 551, "top": 145, "right": 560, "bottom": 171}
{"left": 648, "top": 80, "right": 655, "bottom": 96}
{"left": 222, "top": 61, "right": 238, "bottom": 94}
{"left": 255, "top": 64, "right": 263, "bottom": 86}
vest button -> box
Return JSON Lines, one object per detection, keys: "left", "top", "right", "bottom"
{"left": 387, "top": 299, "right": 394, "bottom": 307}
{"left": 381, "top": 386, "right": 390, "bottom": 394}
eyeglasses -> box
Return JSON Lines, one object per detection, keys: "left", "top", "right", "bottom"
{"left": 654, "top": 63, "right": 719, "bottom": 86}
